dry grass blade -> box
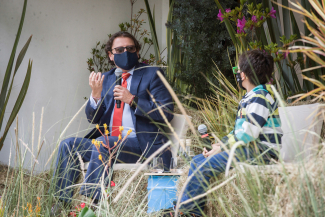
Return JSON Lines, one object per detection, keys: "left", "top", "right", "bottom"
{"left": 156, "top": 71, "right": 197, "bottom": 139}
{"left": 180, "top": 174, "right": 237, "bottom": 206}
{"left": 45, "top": 100, "right": 88, "bottom": 167}
{"left": 113, "top": 141, "right": 171, "bottom": 203}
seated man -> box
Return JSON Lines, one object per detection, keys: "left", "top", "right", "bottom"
{"left": 170, "top": 50, "right": 282, "bottom": 216}
{"left": 51, "top": 31, "right": 173, "bottom": 216}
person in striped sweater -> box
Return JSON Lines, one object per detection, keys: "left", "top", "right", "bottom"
{"left": 166, "top": 50, "right": 282, "bottom": 217}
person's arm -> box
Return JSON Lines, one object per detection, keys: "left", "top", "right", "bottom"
{"left": 134, "top": 70, "right": 174, "bottom": 122}
{"left": 222, "top": 95, "right": 271, "bottom": 150}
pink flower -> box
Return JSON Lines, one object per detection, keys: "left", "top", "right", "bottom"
{"left": 111, "top": 181, "right": 116, "bottom": 187}
{"left": 217, "top": 9, "right": 223, "bottom": 21}
{"left": 283, "top": 51, "right": 288, "bottom": 59}
{"left": 268, "top": 7, "right": 276, "bottom": 19}
{"left": 252, "top": 15, "right": 257, "bottom": 23}
{"left": 237, "top": 17, "right": 246, "bottom": 32}
{"left": 80, "top": 203, "right": 86, "bottom": 209}
{"left": 237, "top": 29, "right": 246, "bottom": 34}
{"left": 69, "top": 212, "right": 77, "bottom": 217}
{"left": 225, "top": 8, "right": 231, "bottom": 13}
{"left": 260, "top": 16, "right": 264, "bottom": 20}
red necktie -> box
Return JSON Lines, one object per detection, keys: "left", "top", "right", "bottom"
{"left": 111, "top": 72, "right": 131, "bottom": 136}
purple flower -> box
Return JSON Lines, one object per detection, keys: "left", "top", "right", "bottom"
{"left": 260, "top": 16, "right": 264, "bottom": 20}
{"left": 268, "top": 7, "right": 276, "bottom": 19}
{"left": 252, "top": 15, "right": 257, "bottom": 23}
{"left": 237, "top": 29, "right": 246, "bottom": 34}
{"left": 225, "top": 8, "right": 231, "bottom": 13}
{"left": 217, "top": 9, "right": 223, "bottom": 21}
{"left": 237, "top": 17, "right": 246, "bottom": 32}
{"left": 283, "top": 52, "right": 288, "bottom": 59}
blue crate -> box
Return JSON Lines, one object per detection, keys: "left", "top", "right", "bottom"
{"left": 147, "top": 175, "right": 179, "bottom": 213}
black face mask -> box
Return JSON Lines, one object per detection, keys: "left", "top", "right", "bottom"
{"left": 114, "top": 51, "right": 138, "bottom": 70}
{"left": 236, "top": 73, "right": 246, "bottom": 90}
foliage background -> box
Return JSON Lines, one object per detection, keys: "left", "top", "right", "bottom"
{"left": 167, "top": 0, "right": 239, "bottom": 98}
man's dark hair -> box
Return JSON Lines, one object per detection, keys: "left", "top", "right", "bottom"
{"left": 238, "top": 49, "right": 274, "bottom": 85}
{"left": 105, "top": 31, "right": 141, "bottom": 65}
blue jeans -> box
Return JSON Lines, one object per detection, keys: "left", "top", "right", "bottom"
{"left": 52, "top": 136, "right": 142, "bottom": 203}
{"left": 179, "top": 144, "right": 278, "bottom": 216}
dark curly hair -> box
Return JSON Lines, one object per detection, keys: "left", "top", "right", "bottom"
{"left": 105, "top": 31, "right": 142, "bottom": 65}
{"left": 238, "top": 49, "right": 274, "bottom": 86}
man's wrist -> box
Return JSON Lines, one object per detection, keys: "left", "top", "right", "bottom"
{"left": 91, "top": 92, "right": 101, "bottom": 99}
{"left": 129, "top": 95, "right": 138, "bottom": 109}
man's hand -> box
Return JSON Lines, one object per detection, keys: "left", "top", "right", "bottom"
{"left": 89, "top": 71, "right": 105, "bottom": 99}
{"left": 113, "top": 85, "right": 133, "bottom": 104}
{"left": 203, "top": 143, "right": 222, "bottom": 158}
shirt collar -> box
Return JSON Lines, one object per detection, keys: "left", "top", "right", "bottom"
{"left": 127, "top": 67, "right": 135, "bottom": 76}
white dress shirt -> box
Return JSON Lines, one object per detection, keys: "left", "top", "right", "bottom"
{"left": 89, "top": 68, "right": 136, "bottom": 138}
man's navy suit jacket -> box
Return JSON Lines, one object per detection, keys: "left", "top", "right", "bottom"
{"left": 84, "top": 63, "right": 174, "bottom": 158}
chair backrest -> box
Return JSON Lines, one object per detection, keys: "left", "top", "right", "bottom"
{"left": 164, "top": 114, "right": 191, "bottom": 158}
{"left": 279, "top": 103, "right": 323, "bottom": 162}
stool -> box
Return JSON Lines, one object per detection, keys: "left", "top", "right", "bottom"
{"left": 144, "top": 173, "right": 181, "bottom": 213}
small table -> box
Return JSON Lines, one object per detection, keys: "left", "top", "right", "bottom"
{"left": 144, "top": 172, "right": 183, "bottom": 213}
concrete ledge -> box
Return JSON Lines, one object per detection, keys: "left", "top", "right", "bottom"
{"left": 83, "top": 162, "right": 148, "bottom": 171}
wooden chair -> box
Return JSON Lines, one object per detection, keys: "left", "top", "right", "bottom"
{"left": 84, "top": 114, "right": 190, "bottom": 171}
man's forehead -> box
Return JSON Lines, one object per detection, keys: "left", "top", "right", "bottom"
{"left": 112, "top": 37, "right": 135, "bottom": 47}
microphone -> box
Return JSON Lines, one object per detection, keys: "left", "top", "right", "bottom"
{"left": 115, "top": 68, "right": 123, "bottom": 108}
{"left": 198, "top": 124, "right": 212, "bottom": 150}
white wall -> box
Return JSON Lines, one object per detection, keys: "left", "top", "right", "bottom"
{"left": 0, "top": 0, "right": 168, "bottom": 171}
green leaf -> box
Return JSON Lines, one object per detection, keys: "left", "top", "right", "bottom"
{"left": 143, "top": 0, "right": 161, "bottom": 62}
{"left": 0, "top": 0, "right": 28, "bottom": 122}
{"left": 0, "top": 60, "right": 32, "bottom": 151}
{"left": 0, "top": 35, "right": 33, "bottom": 131}
{"left": 290, "top": 11, "right": 312, "bottom": 91}
{"left": 78, "top": 207, "right": 96, "bottom": 217}
{"left": 166, "top": 0, "right": 175, "bottom": 83}
{"left": 282, "top": 0, "right": 291, "bottom": 40}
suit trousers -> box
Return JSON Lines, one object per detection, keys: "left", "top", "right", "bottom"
{"left": 52, "top": 136, "right": 142, "bottom": 203}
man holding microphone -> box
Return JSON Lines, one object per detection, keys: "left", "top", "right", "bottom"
{"left": 51, "top": 31, "right": 173, "bottom": 216}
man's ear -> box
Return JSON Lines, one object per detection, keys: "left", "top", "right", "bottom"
{"left": 108, "top": 51, "right": 114, "bottom": 61}
{"left": 241, "top": 72, "right": 246, "bottom": 80}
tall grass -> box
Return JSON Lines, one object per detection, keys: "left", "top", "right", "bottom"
{"left": 1, "top": 66, "right": 324, "bottom": 217}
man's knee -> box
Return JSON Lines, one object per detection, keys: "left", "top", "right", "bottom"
{"left": 59, "top": 138, "right": 77, "bottom": 152}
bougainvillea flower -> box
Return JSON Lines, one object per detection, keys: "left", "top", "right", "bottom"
{"left": 111, "top": 181, "right": 116, "bottom": 187}
{"left": 217, "top": 9, "right": 223, "bottom": 21}
{"left": 225, "top": 8, "right": 231, "bottom": 13}
{"left": 237, "top": 17, "right": 246, "bottom": 32}
{"left": 80, "top": 203, "right": 86, "bottom": 209}
{"left": 268, "top": 7, "right": 276, "bottom": 19}
{"left": 252, "top": 15, "right": 257, "bottom": 23}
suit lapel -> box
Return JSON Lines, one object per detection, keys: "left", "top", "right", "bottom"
{"left": 130, "top": 64, "right": 145, "bottom": 95}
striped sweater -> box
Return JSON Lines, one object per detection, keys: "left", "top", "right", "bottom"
{"left": 221, "top": 84, "right": 282, "bottom": 151}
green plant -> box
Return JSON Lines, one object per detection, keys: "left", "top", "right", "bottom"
{"left": 87, "top": 2, "right": 165, "bottom": 73}
{"left": 214, "top": 0, "right": 312, "bottom": 98}
{"left": 0, "top": 0, "right": 32, "bottom": 151}
{"left": 164, "top": 0, "right": 238, "bottom": 99}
